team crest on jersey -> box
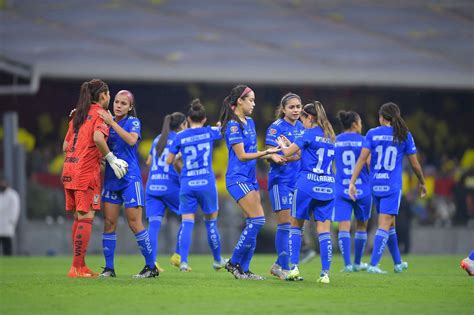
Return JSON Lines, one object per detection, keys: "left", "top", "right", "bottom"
{"left": 270, "top": 128, "right": 277, "bottom": 135}
{"left": 93, "top": 194, "right": 99, "bottom": 204}
{"left": 230, "top": 126, "right": 238, "bottom": 134}
{"left": 132, "top": 120, "right": 140, "bottom": 127}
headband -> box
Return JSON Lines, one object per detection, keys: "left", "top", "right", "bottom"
{"left": 239, "top": 87, "right": 253, "bottom": 99}
{"left": 117, "top": 90, "right": 134, "bottom": 106}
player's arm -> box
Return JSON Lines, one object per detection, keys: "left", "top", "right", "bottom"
{"left": 232, "top": 143, "right": 280, "bottom": 161}
{"left": 407, "top": 154, "right": 427, "bottom": 198}
{"left": 146, "top": 155, "right": 152, "bottom": 166}
{"left": 99, "top": 110, "right": 138, "bottom": 146}
{"left": 275, "top": 135, "right": 301, "bottom": 158}
{"left": 264, "top": 145, "right": 287, "bottom": 165}
{"left": 94, "top": 131, "right": 128, "bottom": 179}
{"left": 348, "top": 148, "right": 371, "bottom": 201}
{"left": 165, "top": 152, "right": 183, "bottom": 173}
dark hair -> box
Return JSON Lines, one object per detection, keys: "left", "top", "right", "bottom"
{"left": 218, "top": 84, "right": 252, "bottom": 134}
{"left": 275, "top": 92, "right": 301, "bottom": 119}
{"left": 116, "top": 90, "right": 137, "bottom": 117}
{"left": 337, "top": 110, "right": 360, "bottom": 131}
{"left": 156, "top": 112, "right": 186, "bottom": 156}
{"left": 73, "top": 79, "right": 108, "bottom": 132}
{"left": 187, "top": 98, "right": 206, "bottom": 122}
{"left": 379, "top": 102, "right": 409, "bottom": 142}
{"left": 303, "top": 101, "right": 335, "bottom": 142}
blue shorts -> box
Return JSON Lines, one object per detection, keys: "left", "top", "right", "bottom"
{"left": 145, "top": 192, "right": 180, "bottom": 218}
{"left": 102, "top": 181, "right": 144, "bottom": 208}
{"left": 268, "top": 183, "right": 294, "bottom": 212}
{"left": 291, "top": 188, "right": 334, "bottom": 222}
{"left": 179, "top": 185, "right": 219, "bottom": 215}
{"left": 227, "top": 182, "right": 259, "bottom": 203}
{"left": 333, "top": 194, "right": 372, "bottom": 222}
{"left": 373, "top": 190, "right": 402, "bottom": 215}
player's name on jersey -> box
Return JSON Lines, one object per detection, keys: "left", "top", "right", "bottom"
{"left": 307, "top": 174, "right": 335, "bottom": 183}
{"left": 181, "top": 133, "right": 211, "bottom": 144}
{"left": 151, "top": 174, "right": 170, "bottom": 180}
{"left": 374, "top": 173, "right": 390, "bottom": 179}
{"left": 342, "top": 178, "right": 362, "bottom": 185}
{"left": 314, "top": 136, "right": 333, "bottom": 144}
{"left": 373, "top": 135, "right": 394, "bottom": 141}
{"left": 186, "top": 168, "right": 210, "bottom": 177}
{"left": 335, "top": 141, "right": 362, "bottom": 147}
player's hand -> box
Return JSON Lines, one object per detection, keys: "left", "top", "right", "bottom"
{"left": 105, "top": 152, "right": 128, "bottom": 179}
{"left": 270, "top": 154, "right": 287, "bottom": 165}
{"left": 348, "top": 183, "right": 357, "bottom": 201}
{"left": 276, "top": 135, "right": 291, "bottom": 148}
{"left": 98, "top": 110, "right": 114, "bottom": 125}
{"left": 265, "top": 146, "right": 281, "bottom": 155}
{"left": 419, "top": 183, "right": 427, "bottom": 198}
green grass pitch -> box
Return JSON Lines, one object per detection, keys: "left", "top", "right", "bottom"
{"left": 1, "top": 254, "right": 472, "bottom": 314}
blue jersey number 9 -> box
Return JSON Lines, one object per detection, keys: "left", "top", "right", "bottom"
{"left": 342, "top": 150, "right": 356, "bottom": 175}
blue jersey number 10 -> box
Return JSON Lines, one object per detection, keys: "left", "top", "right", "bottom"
{"left": 374, "top": 145, "right": 397, "bottom": 171}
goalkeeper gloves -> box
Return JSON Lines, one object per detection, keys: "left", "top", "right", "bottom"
{"left": 105, "top": 152, "right": 128, "bottom": 179}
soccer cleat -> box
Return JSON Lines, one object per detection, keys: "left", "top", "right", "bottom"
{"left": 353, "top": 262, "right": 369, "bottom": 272}
{"left": 213, "top": 258, "right": 228, "bottom": 271}
{"left": 367, "top": 265, "right": 388, "bottom": 274}
{"left": 68, "top": 266, "right": 98, "bottom": 278}
{"left": 155, "top": 262, "right": 165, "bottom": 273}
{"left": 82, "top": 266, "right": 99, "bottom": 277}
{"left": 244, "top": 271, "right": 265, "bottom": 280}
{"left": 270, "top": 263, "right": 289, "bottom": 280}
{"left": 169, "top": 253, "right": 181, "bottom": 267}
{"left": 225, "top": 260, "right": 248, "bottom": 279}
{"left": 300, "top": 249, "right": 317, "bottom": 264}
{"left": 342, "top": 265, "right": 354, "bottom": 273}
{"left": 99, "top": 267, "right": 116, "bottom": 278}
{"left": 285, "top": 265, "right": 304, "bottom": 281}
{"left": 460, "top": 258, "right": 474, "bottom": 276}
{"left": 317, "top": 271, "right": 330, "bottom": 284}
{"left": 179, "top": 262, "right": 192, "bottom": 272}
{"left": 394, "top": 261, "right": 408, "bottom": 273}
{"left": 133, "top": 265, "right": 159, "bottom": 278}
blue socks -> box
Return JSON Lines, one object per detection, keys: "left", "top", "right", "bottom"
{"left": 275, "top": 223, "right": 290, "bottom": 270}
{"left": 148, "top": 216, "right": 163, "bottom": 263}
{"left": 230, "top": 216, "right": 265, "bottom": 270}
{"left": 175, "top": 224, "right": 182, "bottom": 255}
{"left": 354, "top": 231, "right": 368, "bottom": 265}
{"left": 102, "top": 232, "right": 117, "bottom": 269}
{"left": 370, "top": 228, "right": 389, "bottom": 266}
{"left": 469, "top": 250, "right": 474, "bottom": 260}
{"left": 135, "top": 229, "right": 154, "bottom": 268}
{"left": 319, "top": 232, "right": 332, "bottom": 272}
{"left": 179, "top": 219, "right": 195, "bottom": 264}
{"left": 204, "top": 219, "right": 222, "bottom": 262}
{"left": 387, "top": 227, "right": 402, "bottom": 265}
{"left": 338, "top": 231, "right": 351, "bottom": 267}
{"left": 289, "top": 227, "right": 303, "bottom": 267}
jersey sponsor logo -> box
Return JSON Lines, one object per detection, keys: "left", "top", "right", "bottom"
{"left": 62, "top": 176, "right": 72, "bottom": 182}
{"left": 312, "top": 187, "right": 333, "bottom": 194}
{"left": 65, "top": 157, "right": 79, "bottom": 163}
{"left": 132, "top": 120, "right": 140, "bottom": 127}
{"left": 230, "top": 126, "right": 239, "bottom": 134}
{"left": 373, "top": 135, "right": 393, "bottom": 141}
{"left": 373, "top": 185, "right": 390, "bottom": 192}
{"left": 344, "top": 188, "right": 363, "bottom": 195}
{"left": 188, "top": 179, "right": 208, "bottom": 186}
{"left": 149, "top": 185, "right": 168, "bottom": 191}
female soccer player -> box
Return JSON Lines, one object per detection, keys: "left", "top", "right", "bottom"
{"left": 98, "top": 90, "right": 158, "bottom": 278}
{"left": 62, "top": 79, "right": 128, "bottom": 278}
{"left": 166, "top": 99, "right": 226, "bottom": 272}
{"left": 265, "top": 92, "right": 304, "bottom": 279}
{"left": 145, "top": 112, "right": 187, "bottom": 272}
{"left": 276, "top": 101, "right": 336, "bottom": 284}
{"left": 349, "top": 102, "right": 426, "bottom": 274}
{"left": 334, "top": 110, "right": 371, "bottom": 272}
{"left": 219, "top": 84, "right": 280, "bottom": 280}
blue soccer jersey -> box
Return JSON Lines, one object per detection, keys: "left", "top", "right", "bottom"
{"left": 266, "top": 118, "right": 304, "bottom": 187}
{"left": 169, "top": 126, "right": 221, "bottom": 189}
{"left": 224, "top": 118, "right": 258, "bottom": 185}
{"left": 294, "top": 126, "right": 335, "bottom": 201}
{"left": 104, "top": 116, "right": 142, "bottom": 191}
{"left": 145, "top": 132, "right": 180, "bottom": 196}
{"left": 334, "top": 132, "right": 370, "bottom": 199}
{"left": 363, "top": 126, "right": 417, "bottom": 196}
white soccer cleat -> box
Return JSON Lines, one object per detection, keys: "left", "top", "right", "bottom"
{"left": 394, "top": 261, "right": 408, "bottom": 273}
{"left": 285, "top": 265, "right": 304, "bottom": 281}
{"left": 367, "top": 265, "right": 388, "bottom": 274}
{"left": 353, "top": 262, "right": 368, "bottom": 272}
{"left": 317, "top": 271, "right": 330, "bottom": 284}
{"left": 270, "top": 263, "right": 288, "bottom": 280}
{"left": 213, "top": 258, "right": 228, "bottom": 271}
{"left": 342, "top": 265, "right": 354, "bottom": 273}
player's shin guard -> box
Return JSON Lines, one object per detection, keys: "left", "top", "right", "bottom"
{"left": 319, "top": 232, "right": 332, "bottom": 272}
{"left": 204, "top": 218, "right": 221, "bottom": 262}
{"left": 370, "top": 229, "right": 389, "bottom": 267}
{"left": 148, "top": 216, "right": 163, "bottom": 262}
{"left": 338, "top": 231, "right": 351, "bottom": 267}
{"left": 102, "top": 232, "right": 117, "bottom": 269}
{"left": 387, "top": 227, "right": 402, "bottom": 265}
{"left": 354, "top": 231, "right": 367, "bottom": 265}
{"left": 135, "top": 229, "right": 154, "bottom": 268}
{"left": 72, "top": 218, "right": 93, "bottom": 268}
{"left": 178, "top": 219, "right": 195, "bottom": 264}
{"left": 289, "top": 227, "right": 303, "bottom": 267}
{"left": 275, "top": 223, "right": 291, "bottom": 270}
{"left": 239, "top": 217, "right": 265, "bottom": 272}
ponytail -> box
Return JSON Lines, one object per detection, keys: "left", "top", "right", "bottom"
{"left": 379, "top": 102, "right": 409, "bottom": 142}
{"left": 303, "top": 101, "right": 335, "bottom": 142}
{"left": 337, "top": 110, "right": 360, "bottom": 131}
{"left": 156, "top": 112, "right": 186, "bottom": 156}
{"left": 73, "top": 79, "right": 108, "bottom": 132}
{"left": 218, "top": 85, "right": 250, "bottom": 135}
